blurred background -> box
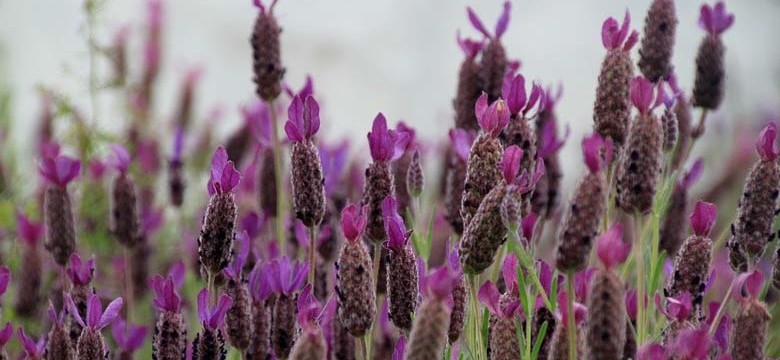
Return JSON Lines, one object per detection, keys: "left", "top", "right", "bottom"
{"left": 1, "top": 0, "right": 779, "bottom": 189}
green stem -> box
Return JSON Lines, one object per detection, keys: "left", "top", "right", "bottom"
{"left": 366, "top": 243, "right": 382, "bottom": 360}
{"left": 267, "top": 101, "right": 286, "bottom": 251}
{"left": 565, "top": 271, "right": 576, "bottom": 360}
{"left": 489, "top": 242, "right": 508, "bottom": 283}
{"left": 308, "top": 226, "right": 317, "bottom": 285}
{"left": 361, "top": 335, "right": 369, "bottom": 360}
{"left": 634, "top": 214, "right": 646, "bottom": 344}
{"left": 524, "top": 294, "right": 533, "bottom": 359}
{"left": 468, "top": 274, "right": 486, "bottom": 360}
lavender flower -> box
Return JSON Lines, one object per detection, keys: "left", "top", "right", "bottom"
{"left": 593, "top": 12, "right": 639, "bottom": 147}
{"left": 480, "top": 281, "right": 522, "bottom": 359}
{"left": 286, "top": 94, "right": 325, "bottom": 227}
{"left": 729, "top": 269, "right": 770, "bottom": 360}
{"left": 445, "top": 128, "right": 476, "bottom": 234}
{"left": 453, "top": 34, "right": 485, "bottom": 131}
{"left": 658, "top": 292, "right": 694, "bottom": 346}
{"left": 39, "top": 153, "right": 80, "bottom": 266}
{"left": 17, "top": 328, "right": 46, "bottom": 360}
{"left": 501, "top": 73, "right": 543, "bottom": 174}
{"left": 193, "top": 289, "right": 233, "bottom": 360}
{"left": 150, "top": 275, "right": 187, "bottom": 360}
{"left": 289, "top": 285, "right": 327, "bottom": 360}
{"left": 46, "top": 304, "right": 75, "bottom": 360}
{"left": 336, "top": 204, "right": 376, "bottom": 336}
{"left": 268, "top": 257, "right": 308, "bottom": 358}
{"left": 199, "top": 146, "right": 241, "bottom": 276}
{"left": 65, "top": 253, "right": 96, "bottom": 344}
{"left": 109, "top": 144, "right": 141, "bottom": 247}
{"left": 382, "top": 196, "right": 419, "bottom": 332}
{"left": 393, "top": 123, "right": 417, "bottom": 216}
{"left": 111, "top": 318, "right": 148, "bottom": 360}
{"left": 251, "top": 0, "right": 285, "bottom": 101}
{"left": 467, "top": 2, "right": 512, "bottom": 101}
{"left": 223, "top": 231, "right": 253, "bottom": 351}
{"left": 65, "top": 294, "right": 124, "bottom": 360}
{"left": 405, "top": 266, "right": 458, "bottom": 360}
{"left": 692, "top": 2, "right": 735, "bottom": 110}
{"left": 14, "top": 212, "right": 44, "bottom": 318}
{"left": 638, "top": 0, "right": 678, "bottom": 82}
{"left": 246, "top": 262, "right": 273, "bottom": 359}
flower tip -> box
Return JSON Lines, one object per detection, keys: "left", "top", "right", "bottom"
{"left": 756, "top": 122, "right": 779, "bottom": 161}
{"left": 630, "top": 76, "right": 656, "bottom": 114}
{"left": 501, "top": 145, "right": 523, "bottom": 183}
{"left": 109, "top": 143, "right": 131, "bottom": 173}
{"left": 597, "top": 223, "right": 630, "bottom": 269}
{"left": 582, "top": 133, "right": 607, "bottom": 173}
{"left": 689, "top": 200, "right": 717, "bottom": 237}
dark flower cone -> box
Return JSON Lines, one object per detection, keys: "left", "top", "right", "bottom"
{"left": 548, "top": 323, "right": 583, "bottom": 360}
{"left": 258, "top": 147, "right": 278, "bottom": 217}
{"left": 77, "top": 328, "right": 108, "bottom": 360}
{"left": 533, "top": 307, "right": 555, "bottom": 360}
{"left": 406, "top": 298, "right": 450, "bottom": 360}
{"left": 661, "top": 107, "right": 678, "bottom": 153}
{"left": 670, "top": 96, "right": 692, "bottom": 170}
{"left": 336, "top": 240, "right": 376, "bottom": 336}
{"left": 729, "top": 159, "right": 780, "bottom": 259}
{"left": 48, "top": 320, "right": 76, "bottom": 360}
{"left": 193, "top": 328, "right": 227, "bottom": 360}
{"left": 593, "top": 50, "right": 634, "bottom": 146}
{"left": 14, "top": 246, "right": 42, "bottom": 318}
{"left": 388, "top": 245, "right": 419, "bottom": 331}
{"left": 225, "top": 125, "right": 252, "bottom": 167}
{"left": 245, "top": 298, "right": 271, "bottom": 360}
{"left": 616, "top": 113, "right": 663, "bottom": 215}
{"left": 132, "top": 237, "right": 151, "bottom": 299}
{"left": 226, "top": 280, "right": 254, "bottom": 351}
{"left": 363, "top": 162, "right": 394, "bottom": 244}
{"left": 44, "top": 187, "right": 76, "bottom": 266}
{"left": 666, "top": 235, "right": 712, "bottom": 316}
{"left": 251, "top": 11, "right": 285, "bottom": 101}
{"left": 585, "top": 270, "right": 627, "bottom": 360}
{"left": 490, "top": 317, "right": 521, "bottom": 360}
{"left": 445, "top": 153, "right": 468, "bottom": 234}
{"left": 638, "top": 0, "right": 677, "bottom": 82}
{"left": 169, "top": 159, "right": 185, "bottom": 207}
{"left": 454, "top": 57, "right": 483, "bottom": 131}
{"left": 289, "top": 331, "right": 326, "bottom": 360}
{"left": 729, "top": 300, "right": 770, "bottom": 360}
{"left": 659, "top": 185, "right": 688, "bottom": 257}
{"left": 460, "top": 182, "right": 508, "bottom": 274}
{"left": 448, "top": 277, "right": 467, "bottom": 344}
{"left": 773, "top": 248, "right": 780, "bottom": 289}
{"left": 111, "top": 173, "right": 141, "bottom": 247}
{"left": 153, "top": 311, "right": 187, "bottom": 360}
{"left": 291, "top": 140, "right": 325, "bottom": 227}
{"left": 555, "top": 172, "right": 607, "bottom": 272}
{"left": 461, "top": 134, "right": 503, "bottom": 228}
{"left": 69, "top": 284, "right": 94, "bottom": 345}
{"left": 406, "top": 151, "right": 424, "bottom": 203}
{"left": 692, "top": 35, "right": 725, "bottom": 110}
{"left": 199, "top": 193, "right": 237, "bottom": 276}
{"left": 393, "top": 151, "right": 413, "bottom": 218}
{"left": 271, "top": 293, "right": 297, "bottom": 359}
{"left": 622, "top": 320, "right": 636, "bottom": 360}
{"left": 479, "top": 40, "right": 507, "bottom": 102}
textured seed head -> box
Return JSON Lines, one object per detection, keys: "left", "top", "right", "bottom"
{"left": 193, "top": 328, "right": 227, "bottom": 360}
{"left": 459, "top": 183, "right": 508, "bottom": 274}
{"left": 47, "top": 319, "right": 75, "bottom": 360}
{"left": 251, "top": 9, "right": 284, "bottom": 101}
{"left": 44, "top": 187, "right": 77, "bottom": 266}
{"left": 153, "top": 311, "right": 187, "bottom": 360}
{"left": 362, "top": 161, "right": 394, "bottom": 244}
{"left": 661, "top": 106, "right": 678, "bottom": 152}
{"left": 225, "top": 280, "right": 253, "bottom": 350}
{"left": 111, "top": 173, "right": 141, "bottom": 247}
{"left": 585, "top": 270, "right": 627, "bottom": 360}
{"left": 454, "top": 57, "right": 483, "bottom": 131}
{"left": 405, "top": 298, "right": 450, "bottom": 360}
{"left": 490, "top": 316, "right": 522, "bottom": 359}
{"left": 638, "top": 0, "right": 677, "bottom": 82}
{"left": 271, "top": 293, "right": 297, "bottom": 358}
{"left": 666, "top": 235, "right": 712, "bottom": 314}
{"left": 730, "top": 159, "right": 780, "bottom": 259}
{"left": 461, "top": 134, "right": 504, "bottom": 228}
{"left": 448, "top": 276, "right": 467, "bottom": 344}
{"left": 616, "top": 113, "right": 663, "bottom": 214}
{"left": 480, "top": 40, "right": 507, "bottom": 102}
{"left": 77, "top": 328, "right": 107, "bottom": 360}
{"left": 336, "top": 239, "right": 376, "bottom": 336}
{"left": 555, "top": 171, "right": 607, "bottom": 272}
{"left": 198, "top": 193, "right": 236, "bottom": 275}
{"left": 406, "top": 150, "right": 424, "bottom": 200}
{"left": 291, "top": 140, "right": 325, "bottom": 227}
{"left": 593, "top": 51, "right": 634, "bottom": 146}
{"left": 692, "top": 35, "right": 725, "bottom": 110}
{"left": 729, "top": 299, "right": 770, "bottom": 360}
{"left": 387, "top": 245, "right": 419, "bottom": 331}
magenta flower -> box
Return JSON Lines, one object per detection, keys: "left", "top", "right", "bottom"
{"left": 474, "top": 92, "right": 510, "bottom": 138}
{"left": 17, "top": 328, "right": 45, "bottom": 358}
{"left": 0, "top": 323, "right": 12, "bottom": 349}
{"left": 537, "top": 120, "right": 570, "bottom": 158}
{"left": 690, "top": 200, "right": 717, "bottom": 237}
{"left": 136, "top": 138, "right": 161, "bottom": 173}
{"left": 667, "top": 328, "right": 710, "bottom": 359}
{"left": 341, "top": 203, "right": 368, "bottom": 242}
{"left": 382, "top": 196, "right": 412, "bottom": 251}
{"left": 449, "top": 128, "right": 477, "bottom": 162}
{"left": 596, "top": 223, "right": 631, "bottom": 270}
{"left": 421, "top": 266, "right": 458, "bottom": 301}
{"left": 207, "top": 146, "right": 241, "bottom": 195}
{"left": 111, "top": 318, "right": 148, "bottom": 353}
{"left": 573, "top": 268, "right": 596, "bottom": 302}
{"left": 466, "top": 1, "right": 511, "bottom": 39}
{"left": 446, "top": 239, "right": 462, "bottom": 276}
{"left": 224, "top": 231, "right": 250, "bottom": 280}
{"left": 66, "top": 293, "right": 123, "bottom": 331}
{"left": 65, "top": 253, "right": 95, "bottom": 286}
{"left": 392, "top": 336, "right": 407, "bottom": 360}
{"left": 521, "top": 212, "right": 538, "bottom": 243}
{"left": 248, "top": 262, "right": 273, "bottom": 302}
{"left": 733, "top": 269, "right": 763, "bottom": 302}
{"left": 0, "top": 266, "right": 9, "bottom": 298}
{"left": 554, "top": 291, "right": 587, "bottom": 325}
{"left": 87, "top": 158, "right": 107, "bottom": 180}
{"left": 479, "top": 280, "right": 521, "bottom": 319}
{"left": 142, "top": 206, "right": 165, "bottom": 236}
{"left": 267, "top": 257, "right": 308, "bottom": 296}
{"left": 16, "top": 212, "right": 44, "bottom": 246}
{"left": 501, "top": 253, "right": 519, "bottom": 295}
{"left": 501, "top": 145, "right": 523, "bottom": 184}
{"left": 109, "top": 143, "right": 131, "bottom": 173}
{"left": 296, "top": 284, "right": 322, "bottom": 330}
{"left": 285, "top": 75, "right": 314, "bottom": 99}
{"left": 698, "top": 2, "right": 734, "bottom": 36}
{"left": 636, "top": 343, "right": 665, "bottom": 360}
{"left": 368, "top": 113, "right": 406, "bottom": 162}
{"left": 38, "top": 154, "right": 81, "bottom": 188}
{"left": 656, "top": 292, "right": 692, "bottom": 321}
{"left": 456, "top": 32, "right": 484, "bottom": 59}
{"left": 625, "top": 290, "right": 638, "bottom": 320}
{"left": 196, "top": 288, "right": 233, "bottom": 330}
{"left": 150, "top": 275, "right": 181, "bottom": 313}
{"left": 630, "top": 76, "right": 662, "bottom": 115}
{"left": 582, "top": 133, "right": 613, "bottom": 173}
{"left": 601, "top": 11, "right": 639, "bottom": 51}
{"left": 706, "top": 301, "right": 731, "bottom": 353}
{"left": 285, "top": 95, "right": 320, "bottom": 142}
{"left": 240, "top": 211, "right": 265, "bottom": 240}
{"left": 501, "top": 74, "right": 544, "bottom": 116}
{"left": 252, "top": 0, "right": 278, "bottom": 14}
{"left": 756, "top": 122, "right": 778, "bottom": 161}
{"left": 171, "top": 127, "right": 185, "bottom": 164}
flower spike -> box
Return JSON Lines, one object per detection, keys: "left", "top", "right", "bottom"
{"left": 596, "top": 223, "right": 631, "bottom": 269}
{"left": 341, "top": 203, "right": 368, "bottom": 242}
{"left": 38, "top": 154, "right": 81, "bottom": 187}
{"left": 690, "top": 200, "right": 717, "bottom": 237}
{"left": 756, "top": 122, "right": 779, "bottom": 161}
{"left": 285, "top": 95, "right": 321, "bottom": 142}
{"left": 698, "top": 2, "right": 734, "bottom": 36}
{"left": 65, "top": 253, "right": 96, "bottom": 286}
{"left": 197, "top": 288, "right": 233, "bottom": 330}
{"left": 367, "top": 113, "right": 403, "bottom": 162}
{"left": 109, "top": 143, "right": 132, "bottom": 173}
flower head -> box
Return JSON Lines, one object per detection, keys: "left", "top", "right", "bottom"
{"left": 456, "top": 31, "right": 484, "bottom": 59}
{"left": 207, "top": 146, "right": 241, "bottom": 195}
{"left": 150, "top": 275, "right": 181, "bottom": 313}
{"left": 625, "top": 290, "right": 638, "bottom": 320}
{"left": 521, "top": 212, "right": 538, "bottom": 244}
{"left": 656, "top": 292, "right": 692, "bottom": 321}
{"left": 17, "top": 328, "right": 45, "bottom": 358}
{"left": 296, "top": 284, "right": 323, "bottom": 331}
{"left": 225, "top": 231, "right": 250, "bottom": 280}
{"left": 501, "top": 145, "right": 523, "bottom": 184}
{"left": 630, "top": 76, "right": 662, "bottom": 115}
{"left": 601, "top": 11, "right": 639, "bottom": 51}
{"left": 16, "top": 212, "right": 44, "bottom": 246}
{"left": 421, "top": 266, "right": 458, "bottom": 301}
{"left": 285, "top": 95, "right": 321, "bottom": 142}
{"left": 756, "top": 122, "right": 778, "bottom": 161}
{"left": 449, "top": 128, "right": 477, "bottom": 162}
{"left": 38, "top": 154, "right": 81, "bottom": 187}
{"left": 690, "top": 200, "right": 717, "bottom": 237}
{"left": 501, "top": 73, "right": 544, "bottom": 116}
{"left": 382, "top": 196, "right": 412, "bottom": 251}
{"left": 596, "top": 223, "right": 631, "bottom": 270}
{"left": 66, "top": 293, "right": 123, "bottom": 331}
{"left": 109, "top": 143, "right": 132, "bottom": 173}
{"left": 478, "top": 280, "right": 521, "bottom": 319}
{"left": 367, "top": 113, "right": 406, "bottom": 162}
{"left": 466, "top": 1, "right": 511, "bottom": 39}
{"left": 698, "top": 2, "right": 734, "bottom": 36}
{"left": 474, "top": 92, "right": 510, "bottom": 138}
{"left": 733, "top": 269, "right": 763, "bottom": 303}
{"left": 111, "top": 318, "right": 148, "bottom": 353}
{"left": 582, "top": 133, "right": 613, "bottom": 173}
{"left": 501, "top": 253, "right": 519, "bottom": 294}
{"left": 341, "top": 203, "right": 368, "bottom": 242}
{"left": 267, "top": 257, "right": 308, "bottom": 296}
{"left": 197, "top": 288, "right": 233, "bottom": 330}
{"left": 65, "top": 253, "right": 96, "bottom": 286}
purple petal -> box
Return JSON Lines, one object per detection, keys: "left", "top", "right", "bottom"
{"left": 286, "top": 95, "right": 305, "bottom": 142}
{"left": 197, "top": 288, "right": 209, "bottom": 323}
{"left": 219, "top": 161, "right": 241, "bottom": 193}
{"left": 368, "top": 113, "right": 397, "bottom": 162}
{"left": 477, "top": 281, "right": 501, "bottom": 316}
{"left": 0, "top": 323, "right": 13, "bottom": 347}
{"left": 597, "top": 223, "right": 630, "bottom": 269}
{"left": 623, "top": 30, "right": 639, "bottom": 51}
{"left": 574, "top": 268, "right": 596, "bottom": 302}
{"left": 109, "top": 144, "right": 132, "bottom": 173}
{"left": 86, "top": 294, "right": 103, "bottom": 329}
{"left": 227, "top": 231, "right": 251, "bottom": 279}
{"left": 382, "top": 197, "right": 409, "bottom": 250}
{"left": 168, "top": 262, "right": 186, "bottom": 289}
{"left": 625, "top": 290, "right": 638, "bottom": 320}
{"left": 304, "top": 95, "right": 321, "bottom": 139}
{"left": 392, "top": 336, "right": 407, "bottom": 360}
{"left": 466, "top": 7, "right": 491, "bottom": 38}
{"left": 425, "top": 266, "right": 456, "bottom": 300}
{"left": 502, "top": 300, "right": 522, "bottom": 318}
{"left": 474, "top": 92, "right": 488, "bottom": 123}
{"left": 449, "top": 128, "right": 476, "bottom": 162}
{"left": 17, "top": 328, "right": 40, "bottom": 356}
{"left": 756, "top": 122, "right": 779, "bottom": 161}
{"left": 601, "top": 17, "right": 619, "bottom": 50}
{"left": 39, "top": 154, "right": 81, "bottom": 187}
{"left": 479, "top": 98, "right": 510, "bottom": 138}
{"left": 97, "top": 297, "right": 123, "bottom": 330}
{"left": 456, "top": 31, "right": 484, "bottom": 59}
{"left": 16, "top": 212, "right": 44, "bottom": 246}
{"left": 494, "top": 1, "right": 511, "bottom": 39}
{"left": 689, "top": 201, "right": 717, "bottom": 237}
{"left": 209, "top": 294, "right": 234, "bottom": 329}
{"left": 616, "top": 11, "right": 631, "bottom": 49}
{"left": 666, "top": 293, "right": 692, "bottom": 321}
{"left": 501, "top": 145, "right": 523, "bottom": 184}
{"left": 502, "top": 253, "right": 519, "bottom": 294}
{"left": 734, "top": 269, "right": 763, "bottom": 302}
{"left": 582, "top": 133, "right": 606, "bottom": 173}
{"left": 341, "top": 203, "right": 367, "bottom": 242}
{"left": 502, "top": 74, "right": 526, "bottom": 115}
{"left": 636, "top": 343, "right": 665, "bottom": 360}
{"left": 446, "top": 240, "right": 461, "bottom": 275}
{"left": 290, "top": 260, "right": 309, "bottom": 293}
{"left": 630, "top": 76, "right": 655, "bottom": 115}
{"left": 669, "top": 328, "right": 710, "bottom": 359}
{"left": 125, "top": 324, "right": 148, "bottom": 351}
{"left": 679, "top": 158, "right": 704, "bottom": 189}
{"left": 521, "top": 212, "right": 538, "bottom": 243}
{"left": 207, "top": 147, "right": 229, "bottom": 195}
{"left": 65, "top": 294, "right": 85, "bottom": 328}
{"left": 535, "top": 259, "right": 554, "bottom": 296}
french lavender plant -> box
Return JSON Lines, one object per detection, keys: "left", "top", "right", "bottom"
{"left": 268, "top": 257, "right": 308, "bottom": 358}
{"left": 111, "top": 318, "right": 148, "bottom": 360}
{"left": 246, "top": 262, "right": 273, "bottom": 359}
{"left": 659, "top": 159, "right": 703, "bottom": 257}
{"left": 479, "top": 280, "right": 522, "bottom": 359}
{"left": 65, "top": 293, "right": 124, "bottom": 360}
{"left": 657, "top": 292, "right": 694, "bottom": 346}
{"left": 46, "top": 303, "right": 75, "bottom": 360}
{"left": 223, "top": 231, "right": 253, "bottom": 351}
{"left": 382, "top": 195, "right": 419, "bottom": 332}
{"left": 150, "top": 275, "right": 187, "bottom": 360}
{"left": 17, "top": 328, "right": 46, "bottom": 360}
{"left": 467, "top": 1, "right": 511, "bottom": 102}
{"left": 453, "top": 35, "right": 484, "bottom": 131}
{"left": 14, "top": 213, "right": 44, "bottom": 318}
{"left": 251, "top": 0, "right": 285, "bottom": 101}
{"left": 692, "top": 1, "right": 734, "bottom": 111}
{"left": 638, "top": 0, "right": 678, "bottom": 82}
{"left": 192, "top": 289, "right": 233, "bottom": 360}
{"left": 729, "top": 270, "right": 770, "bottom": 360}
{"left": 593, "top": 12, "right": 639, "bottom": 148}
{"left": 405, "top": 266, "right": 458, "bottom": 360}
{"left": 39, "top": 153, "right": 81, "bottom": 266}
{"left": 109, "top": 144, "right": 141, "bottom": 247}
{"left": 199, "top": 146, "right": 240, "bottom": 280}
{"left": 336, "top": 203, "right": 376, "bottom": 337}
{"left": 289, "top": 285, "right": 327, "bottom": 360}
{"left": 65, "top": 253, "right": 96, "bottom": 343}
{"left": 445, "top": 128, "right": 476, "bottom": 235}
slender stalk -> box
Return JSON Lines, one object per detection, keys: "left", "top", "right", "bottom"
{"left": 267, "top": 101, "right": 285, "bottom": 251}
{"left": 565, "top": 271, "right": 576, "bottom": 360}
{"left": 708, "top": 278, "right": 735, "bottom": 337}
{"left": 467, "top": 274, "right": 486, "bottom": 360}
{"left": 524, "top": 297, "right": 533, "bottom": 359}
{"left": 530, "top": 218, "right": 546, "bottom": 259}
{"left": 489, "top": 242, "right": 507, "bottom": 283}
{"left": 634, "top": 214, "right": 646, "bottom": 344}
{"left": 123, "top": 248, "right": 134, "bottom": 323}
{"left": 365, "top": 243, "right": 382, "bottom": 360}
{"left": 307, "top": 226, "right": 317, "bottom": 285}
{"left": 361, "top": 335, "right": 369, "bottom": 360}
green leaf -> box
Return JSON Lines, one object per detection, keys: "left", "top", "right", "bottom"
{"left": 531, "top": 321, "right": 549, "bottom": 360}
